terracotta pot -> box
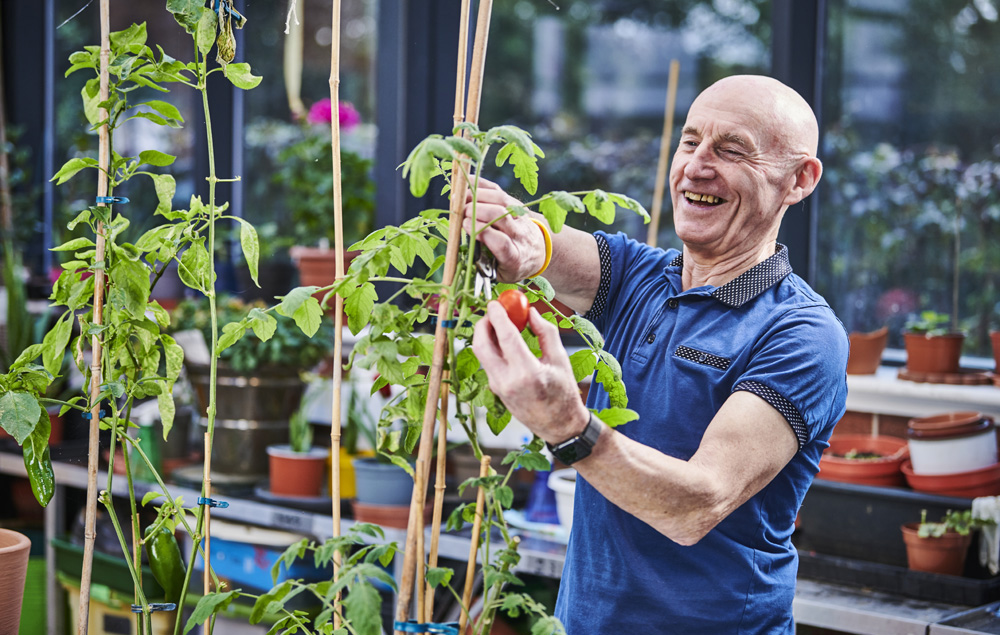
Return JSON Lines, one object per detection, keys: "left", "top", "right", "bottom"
{"left": 290, "top": 246, "right": 360, "bottom": 317}
{"left": 901, "top": 459, "right": 1000, "bottom": 498}
{"left": 351, "top": 500, "right": 432, "bottom": 530}
{"left": 900, "top": 522, "right": 972, "bottom": 576}
{"left": 847, "top": 327, "right": 888, "bottom": 374}
{"left": 903, "top": 331, "right": 965, "bottom": 374}
{"left": 818, "top": 434, "right": 909, "bottom": 487}
{"left": 0, "top": 528, "right": 32, "bottom": 633}
{"left": 268, "top": 445, "right": 329, "bottom": 497}
{"left": 907, "top": 412, "right": 997, "bottom": 475}
{"left": 991, "top": 330, "right": 1000, "bottom": 373}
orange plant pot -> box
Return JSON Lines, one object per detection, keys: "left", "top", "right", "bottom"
{"left": 847, "top": 327, "right": 888, "bottom": 374}
{"left": 904, "top": 332, "right": 965, "bottom": 374}
{"left": 818, "top": 434, "right": 909, "bottom": 487}
{"left": 268, "top": 445, "right": 329, "bottom": 498}
{"left": 900, "top": 522, "right": 972, "bottom": 576}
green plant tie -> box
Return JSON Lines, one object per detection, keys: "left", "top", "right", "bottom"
{"left": 95, "top": 196, "right": 129, "bottom": 205}
{"left": 197, "top": 497, "right": 229, "bottom": 509}
{"left": 393, "top": 620, "right": 460, "bottom": 634}
{"left": 131, "top": 603, "right": 177, "bottom": 613}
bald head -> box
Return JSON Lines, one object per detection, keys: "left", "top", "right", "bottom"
{"left": 696, "top": 75, "right": 819, "bottom": 160}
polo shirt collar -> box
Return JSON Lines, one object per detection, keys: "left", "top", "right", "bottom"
{"left": 667, "top": 243, "right": 792, "bottom": 308}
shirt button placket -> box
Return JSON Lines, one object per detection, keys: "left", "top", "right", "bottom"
{"left": 667, "top": 298, "right": 679, "bottom": 309}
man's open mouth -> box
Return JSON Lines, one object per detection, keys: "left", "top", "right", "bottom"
{"left": 682, "top": 191, "right": 726, "bottom": 206}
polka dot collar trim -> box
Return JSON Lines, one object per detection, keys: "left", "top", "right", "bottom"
{"left": 667, "top": 243, "right": 793, "bottom": 308}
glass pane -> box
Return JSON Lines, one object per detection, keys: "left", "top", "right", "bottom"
{"left": 242, "top": 0, "right": 378, "bottom": 256}
{"left": 482, "top": 1, "right": 771, "bottom": 248}
{"left": 817, "top": 0, "right": 1000, "bottom": 358}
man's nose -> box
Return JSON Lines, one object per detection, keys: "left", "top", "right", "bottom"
{"left": 683, "top": 144, "right": 716, "bottom": 180}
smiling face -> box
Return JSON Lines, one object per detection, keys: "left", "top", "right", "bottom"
{"left": 669, "top": 75, "right": 821, "bottom": 262}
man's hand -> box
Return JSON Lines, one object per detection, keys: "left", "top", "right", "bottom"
{"left": 464, "top": 178, "right": 547, "bottom": 283}
{"left": 472, "top": 302, "right": 590, "bottom": 445}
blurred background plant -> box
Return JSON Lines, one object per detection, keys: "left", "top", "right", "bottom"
{"left": 170, "top": 296, "right": 335, "bottom": 374}
{"left": 821, "top": 130, "right": 1000, "bottom": 351}
{"left": 243, "top": 99, "right": 375, "bottom": 257}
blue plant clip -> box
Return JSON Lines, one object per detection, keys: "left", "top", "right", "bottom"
{"left": 212, "top": 0, "right": 246, "bottom": 23}
{"left": 198, "top": 497, "right": 229, "bottom": 509}
{"left": 393, "top": 621, "right": 460, "bottom": 635}
{"left": 95, "top": 196, "right": 129, "bottom": 205}
{"left": 131, "top": 603, "right": 177, "bottom": 613}
{"left": 81, "top": 409, "right": 107, "bottom": 420}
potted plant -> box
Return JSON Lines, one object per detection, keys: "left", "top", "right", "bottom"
{"left": 901, "top": 509, "right": 993, "bottom": 575}
{"left": 903, "top": 310, "right": 966, "bottom": 375}
{"left": 818, "top": 433, "right": 909, "bottom": 487}
{"left": 281, "top": 99, "right": 374, "bottom": 292}
{"left": 265, "top": 381, "right": 330, "bottom": 498}
{"left": 0, "top": 528, "right": 32, "bottom": 633}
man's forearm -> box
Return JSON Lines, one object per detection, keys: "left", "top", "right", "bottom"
{"left": 533, "top": 216, "right": 601, "bottom": 316}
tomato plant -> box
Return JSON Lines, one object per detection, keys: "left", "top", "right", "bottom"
{"left": 498, "top": 289, "right": 529, "bottom": 331}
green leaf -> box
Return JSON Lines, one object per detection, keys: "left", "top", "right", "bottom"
{"left": 51, "top": 237, "right": 95, "bottom": 253}
{"left": 41, "top": 312, "right": 73, "bottom": 376}
{"left": 141, "top": 491, "right": 163, "bottom": 506}
{"left": 496, "top": 485, "right": 514, "bottom": 509}
{"left": 148, "top": 173, "right": 177, "bottom": 217}
{"left": 607, "top": 192, "right": 650, "bottom": 223}
{"left": 386, "top": 454, "right": 415, "bottom": 478}
{"left": 247, "top": 308, "right": 277, "bottom": 342}
{"left": 143, "top": 99, "right": 184, "bottom": 126}
{"left": 0, "top": 392, "right": 42, "bottom": 444}
{"left": 11, "top": 344, "right": 45, "bottom": 370}
{"left": 184, "top": 591, "right": 240, "bottom": 634}
{"left": 196, "top": 8, "right": 218, "bottom": 56}
{"left": 401, "top": 136, "right": 453, "bottom": 198}
{"left": 496, "top": 143, "right": 540, "bottom": 196}
{"left": 445, "top": 136, "right": 482, "bottom": 162}
{"left": 538, "top": 191, "right": 584, "bottom": 233}
{"left": 342, "top": 581, "right": 383, "bottom": 635}
{"left": 425, "top": 567, "right": 454, "bottom": 588}
{"left": 583, "top": 190, "right": 616, "bottom": 224}
{"left": 569, "top": 315, "right": 604, "bottom": 348}
{"left": 235, "top": 218, "right": 260, "bottom": 286}
{"left": 81, "top": 78, "right": 101, "bottom": 126}
{"left": 161, "top": 334, "right": 185, "bottom": 382}
{"left": 218, "top": 321, "right": 248, "bottom": 353}
{"left": 568, "top": 349, "right": 598, "bottom": 383}
{"left": 345, "top": 283, "right": 377, "bottom": 334}
{"left": 109, "top": 259, "right": 152, "bottom": 319}
{"left": 51, "top": 157, "right": 98, "bottom": 185}
{"left": 110, "top": 23, "right": 147, "bottom": 52}
{"left": 276, "top": 287, "right": 323, "bottom": 337}
{"left": 156, "top": 384, "right": 177, "bottom": 441}
{"left": 596, "top": 407, "right": 639, "bottom": 428}
{"left": 138, "top": 150, "right": 176, "bottom": 167}
{"left": 595, "top": 350, "right": 628, "bottom": 408}
{"left": 178, "top": 242, "right": 213, "bottom": 292}
{"left": 223, "top": 62, "right": 262, "bottom": 89}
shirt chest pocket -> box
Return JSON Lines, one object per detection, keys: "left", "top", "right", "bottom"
{"left": 673, "top": 345, "right": 732, "bottom": 371}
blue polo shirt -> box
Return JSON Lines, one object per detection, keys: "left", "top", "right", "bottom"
{"left": 554, "top": 232, "right": 848, "bottom": 634}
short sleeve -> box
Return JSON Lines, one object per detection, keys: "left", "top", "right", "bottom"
{"left": 733, "top": 306, "right": 849, "bottom": 449}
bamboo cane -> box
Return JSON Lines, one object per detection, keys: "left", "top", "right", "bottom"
{"left": 328, "top": 0, "right": 346, "bottom": 629}
{"left": 646, "top": 59, "right": 680, "bottom": 249}
{"left": 458, "top": 455, "right": 491, "bottom": 634}
{"left": 423, "top": 374, "right": 451, "bottom": 621}
{"left": 78, "top": 2, "right": 111, "bottom": 631}
{"left": 283, "top": 0, "right": 306, "bottom": 120}
{"left": 393, "top": 1, "right": 492, "bottom": 630}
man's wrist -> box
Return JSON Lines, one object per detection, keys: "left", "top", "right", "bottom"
{"left": 547, "top": 411, "right": 604, "bottom": 466}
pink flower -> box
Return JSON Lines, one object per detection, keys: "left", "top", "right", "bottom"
{"left": 306, "top": 98, "right": 361, "bottom": 131}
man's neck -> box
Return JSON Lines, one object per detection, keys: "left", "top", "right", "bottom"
{"left": 680, "top": 242, "right": 777, "bottom": 290}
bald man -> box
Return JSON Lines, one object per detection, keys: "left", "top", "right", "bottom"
{"left": 469, "top": 75, "right": 848, "bottom": 633}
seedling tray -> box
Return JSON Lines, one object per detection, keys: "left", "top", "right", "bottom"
{"left": 798, "top": 550, "right": 1000, "bottom": 607}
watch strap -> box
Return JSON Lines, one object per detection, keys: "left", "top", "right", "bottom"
{"left": 547, "top": 412, "right": 603, "bottom": 465}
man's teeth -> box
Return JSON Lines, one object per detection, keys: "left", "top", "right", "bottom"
{"left": 684, "top": 192, "right": 723, "bottom": 204}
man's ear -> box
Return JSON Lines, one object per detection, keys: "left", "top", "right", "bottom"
{"left": 783, "top": 157, "right": 823, "bottom": 207}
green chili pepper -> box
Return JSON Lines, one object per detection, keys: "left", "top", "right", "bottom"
{"left": 22, "top": 441, "right": 54, "bottom": 507}
{"left": 144, "top": 524, "right": 186, "bottom": 603}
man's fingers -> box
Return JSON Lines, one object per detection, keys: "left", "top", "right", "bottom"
{"left": 529, "top": 307, "right": 568, "bottom": 365}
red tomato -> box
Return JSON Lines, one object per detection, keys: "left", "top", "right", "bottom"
{"left": 498, "top": 289, "right": 530, "bottom": 331}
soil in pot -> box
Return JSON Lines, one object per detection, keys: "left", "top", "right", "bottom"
{"left": 268, "top": 445, "right": 330, "bottom": 498}
{"left": 901, "top": 522, "right": 972, "bottom": 576}
{"left": 817, "top": 434, "right": 909, "bottom": 487}
{"left": 847, "top": 327, "right": 888, "bottom": 375}
{"left": 904, "top": 332, "right": 965, "bottom": 375}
